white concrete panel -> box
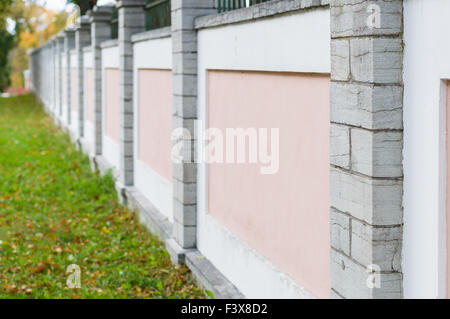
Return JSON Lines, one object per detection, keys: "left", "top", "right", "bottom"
{"left": 403, "top": 0, "right": 450, "bottom": 299}
{"left": 197, "top": 8, "right": 330, "bottom": 298}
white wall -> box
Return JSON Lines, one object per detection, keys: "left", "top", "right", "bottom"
{"left": 133, "top": 35, "right": 173, "bottom": 220}
{"left": 83, "top": 49, "right": 94, "bottom": 156}
{"left": 403, "top": 0, "right": 450, "bottom": 299}
{"left": 197, "top": 7, "right": 330, "bottom": 298}
{"left": 101, "top": 45, "right": 120, "bottom": 171}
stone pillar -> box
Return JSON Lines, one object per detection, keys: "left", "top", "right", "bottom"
{"left": 52, "top": 39, "right": 58, "bottom": 117}
{"left": 75, "top": 16, "right": 91, "bottom": 138}
{"left": 88, "top": 5, "right": 113, "bottom": 156}
{"left": 117, "top": 0, "right": 146, "bottom": 187}
{"left": 56, "top": 33, "right": 65, "bottom": 118}
{"left": 329, "top": 0, "right": 404, "bottom": 299}
{"left": 167, "top": 0, "right": 216, "bottom": 264}
{"left": 64, "top": 29, "right": 76, "bottom": 125}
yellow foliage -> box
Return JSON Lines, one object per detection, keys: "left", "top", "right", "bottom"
{"left": 9, "top": 1, "right": 69, "bottom": 88}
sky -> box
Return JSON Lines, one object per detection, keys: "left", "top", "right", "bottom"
{"left": 6, "top": 0, "right": 116, "bottom": 34}
{"left": 38, "top": 0, "right": 115, "bottom": 13}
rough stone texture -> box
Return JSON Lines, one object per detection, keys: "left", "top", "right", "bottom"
{"left": 330, "top": 82, "right": 403, "bottom": 130}
{"left": 331, "top": 39, "right": 349, "bottom": 81}
{"left": 330, "top": 208, "right": 351, "bottom": 255}
{"left": 331, "top": 249, "right": 402, "bottom": 299}
{"left": 351, "top": 219, "right": 402, "bottom": 272}
{"left": 330, "top": 123, "right": 350, "bottom": 168}
{"left": 351, "top": 128, "right": 402, "bottom": 177}
{"left": 331, "top": 0, "right": 402, "bottom": 38}
{"left": 350, "top": 37, "right": 402, "bottom": 84}
{"left": 330, "top": 0, "right": 403, "bottom": 298}
{"left": 89, "top": 5, "right": 114, "bottom": 156}
{"left": 118, "top": 0, "right": 146, "bottom": 186}
{"left": 171, "top": 0, "right": 216, "bottom": 257}
{"left": 330, "top": 167, "right": 402, "bottom": 226}
{"left": 75, "top": 16, "right": 91, "bottom": 139}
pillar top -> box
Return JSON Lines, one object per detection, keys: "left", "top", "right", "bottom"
{"left": 88, "top": 5, "right": 114, "bottom": 22}
{"left": 117, "top": 0, "right": 146, "bottom": 9}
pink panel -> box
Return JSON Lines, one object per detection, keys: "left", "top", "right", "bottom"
{"left": 208, "top": 70, "right": 330, "bottom": 298}
{"left": 137, "top": 69, "right": 173, "bottom": 182}
{"left": 447, "top": 83, "right": 450, "bottom": 298}
{"left": 71, "top": 68, "right": 78, "bottom": 112}
{"left": 104, "top": 68, "right": 120, "bottom": 143}
{"left": 85, "top": 68, "right": 94, "bottom": 123}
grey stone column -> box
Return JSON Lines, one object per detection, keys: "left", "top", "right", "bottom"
{"left": 75, "top": 16, "right": 92, "bottom": 138}
{"left": 52, "top": 39, "right": 57, "bottom": 116}
{"left": 117, "top": 0, "right": 146, "bottom": 187}
{"left": 56, "top": 33, "right": 65, "bottom": 118}
{"left": 88, "top": 5, "right": 113, "bottom": 156}
{"left": 167, "top": 0, "right": 216, "bottom": 264}
{"left": 330, "top": 0, "right": 404, "bottom": 299}
{"left": 64, "top": 29, "right": 76, "bottom": 125}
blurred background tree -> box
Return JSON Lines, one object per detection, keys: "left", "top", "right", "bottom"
{"left": 0, "top": 0, "right": 13, "bottom": 91}
{"left": 3, "top": 1, "right": 69, "bottom": 90}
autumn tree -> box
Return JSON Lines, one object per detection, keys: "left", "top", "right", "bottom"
{"left": 8, "top": 1, "right": 68, "bottom": 88}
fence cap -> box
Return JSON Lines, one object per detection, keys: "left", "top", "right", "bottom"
{"left": 117, "top": 0, "right": 146, "bottom": 9}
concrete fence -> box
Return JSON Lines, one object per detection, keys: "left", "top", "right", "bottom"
{"left": 28, "top": 0, "right": 450, "bottom": 299}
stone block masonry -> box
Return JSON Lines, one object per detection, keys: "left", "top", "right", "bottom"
{"left": 330, "top": 0, "right": 404, "bottom": 298}
{"left": 168, "top": 0, "right": 217, "bottom": 263}
{"left": 75, "top": 16, "right": 92, "bottom": 139}
{"left": 64, "top": 29, "right": 76, "bottom": 125}
{"left": 117, "top": 0, "right": 146, "bottom": 187}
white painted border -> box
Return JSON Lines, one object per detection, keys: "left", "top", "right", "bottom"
{"left": 70, "top": 50, "right": 79, "bottom": 138}
{"left": 197, "top": 8, "right": 330, "bottom": 298}
{"left": 133, "top": 36, "right": 173, "bottom": 220}
{"left": 403, "top": 0, "right": 450, "bottom": 299}
{"left": 101, "top": 45, "right": 119, "bottom": 171}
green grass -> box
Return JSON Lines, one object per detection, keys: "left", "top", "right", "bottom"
{"left": 0, "top": 94, "right": 204, "bottom": 299}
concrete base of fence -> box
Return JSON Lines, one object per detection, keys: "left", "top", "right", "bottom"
{"left": 88, "top": 151, "right": 244, "bottom": 298}
{"left": 125, "top": 187, "right": 172, "bottom": 241}
{"left": 185, "top": 250, "right": 245, "bottom": 299}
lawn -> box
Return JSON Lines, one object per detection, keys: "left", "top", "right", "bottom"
{"left": 0, "top": 94, "right": 204, "bottom": 299}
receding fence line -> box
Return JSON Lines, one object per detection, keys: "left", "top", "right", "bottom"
{"left": 28, "top": 0, "right": 406, "bottom": 300}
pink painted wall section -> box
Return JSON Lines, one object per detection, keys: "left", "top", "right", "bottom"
{"left": 447, "top": 82, "right": 450, "bottom": 298}
{"left": 84, "top": 68, "right": 94, "bottom": 123}
{"left": 137, "top": 69, "right": 173, "bottom": 182}
{"left": 105, "top": 68, "right": 120, "bottom": 143}
{"left": 207, "top": 70, "right": 330, "bottom": 298}
{"left": 71, "top": 68, "right": 78, "bottom": 113}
